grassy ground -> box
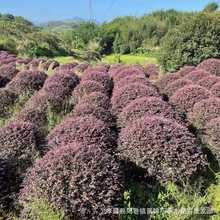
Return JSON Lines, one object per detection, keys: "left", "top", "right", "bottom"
{"left": 101, "top": 54, "right": 158, "bottom": 66}
{"left": 53, "top": 56, "right": 82, "bottom": 64}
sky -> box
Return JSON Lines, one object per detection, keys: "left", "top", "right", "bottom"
{"left": 0, "top": 0, "right": 215, "bottom": 23}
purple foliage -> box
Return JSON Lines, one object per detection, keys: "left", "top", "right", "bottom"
{"left": 19, "top": 142, "right": 124, "bottom": 219}
{"left": 109, "top": 65, "right": 129, "bottom": 78}
{"left": 184, "top": 69, "right": 211, "bottom": 83}
{"left": 118, "top": 116, "right": 204, "bottom": 185}
{"left": 163, "top": 78, "right": 193, "bottom": 96}
{"left": 188, "top": 98, "right": 220, "bottom": 129}
{"left": 118, "top": 97, "right": 184, "bottom": 128}
{"left": 211, "top": 82, "right": 220, "bottom": 98}
{"left": 197, "top": 58, "right": 220, "bottom": 76}
{"left": 170, "top": 85, "right": 212, "bottom": 114}
{"left": 196, "top": 75, "right": 220, "bottom": 90}
{"left": 145, "top": 64, "right": 159, "bottom": 79}
{"left": 111, "top": 83, "right": 160, "bottom": 115}
{"left": 177, "top": 66, "right": 196, "bottom": 77}
{"left": 0, "top": 64, "right": 19, "bottom": 80}
{"left": 27, "top": 59, "right": 44, "bottom": 69}
{"left": 55, "top": 62, "right": 78, "bottom": 71}
{"left": 46, "top": 115, "right": 116, "bottom": 153}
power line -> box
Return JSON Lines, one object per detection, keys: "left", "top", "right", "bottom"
{"left": 103, "top": 0, "right": 115, "bottom": 21}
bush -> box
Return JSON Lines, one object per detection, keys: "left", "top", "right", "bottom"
{"left": 159, "top": 12, "right": 220, "bottom": 72}
{"left": 118, "top": 116, "right": 204, "bottom": 185}
{"left": 19, "top": 142, "right": 124, "bottom": 219}
{"left": 6, "top": 70, "right": 47, "bottom": 94}
{"left": 211, "top": 82, "right": 220, "bottom": 98}
{"left": 170, "top": 85, "right": 212, "bottom": 114}
{"left": 68, "top": 103, "right": 115, "bottom": 128}
{"left": 118, "top": 97, "right": 184, "bottom": 128}
{"left": 55, "top": 62, "right": 78, "bottom": 71}
{"left": 203, "top": 117, "right": 220, "bottom": 159}
{"left": 196, "top": 75, "right": 220, "bottom": 90}
{"left": 111, "top": 83, "right": 160, "bottom": 115}
{"left": 184, "top": 69, "right": 211, "bottom": 83}
{"left": 0, "top": 64, "right": 19, "bottom": 80}
{"left": 177, "top": 66, "right": 196, "bottom": 77}
{"left": 156, "top": 73, "right": 181, "bottom": 92}
{"left": 197, "top": 58, "right": 220, "bottom": 76}
{"left": 79, "top": 92, "right": 110, "bottom": 109}
{"left": 0, "top": 75, "right": 9, "bottom": 87}
{"left": 188, "top": 98, "right": 220, "bottom": 130}
{"left": 41, "top": 60, "right": 60, "bottom": 71}
{"left": 163, "top": 78, "right": 193, "bottom": 96}
{"left": 109, "top": 65, "right": 129, "bottom": 78}
{"left": 46, "top": 115, "right": 116, "bottom": 153}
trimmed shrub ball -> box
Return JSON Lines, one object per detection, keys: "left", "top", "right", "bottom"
{"left": 170, "top": 85, "right": 212, "bottom": 114}
{"left": 68, "top": 103, "right": 115, "bottom": 128}
{"left": 148, "top": 68, "right": 159, "bottom": 80}
{"left": 188, "top": 98, "right": 220, "bottom": 130}
{"left": 156, "top": 73, "right": 181, "bottom": 92}
{"left": 163, "top": 78, "right": 193, "bottom": 96}
{"left": 184, "top": 69, "right": 211, "bottom": 83}
{"left": 202, "top": 117, "right": 220, "bottom": 158}
{"left": 196, "top": 75, "right": 220, "bottom": 90}
{"left": 81, "top": 71, "right": 113, "bottom": 94}
{"left": 118, "top": 97, "right": 184, "bottom": 128}
{"left": 210, "top": 82, "right": 220, "bottom": 98}
{"left": 197, "top": 58, "right": 220, "bottom": 76}
{"left": 109, "top": 66, "right": 129, "bottom": 78}
{"left": 132, "top": 64, "right": 146, "bottom": 75}
{"left": 47, "top": 115, "right": 116, "bottom": 153}
{"left": 177, "top": 66, "right": 196, "bottom": 77}
{"left": 118, "top": 116, "right": 204, "bottom": 185}
{"left": 43, "top": 82, "right": 70, "bottom": 97}
{"left": 72, "top": 80, "right": 107, "bottom": 101}
{"left": 19, "top": 142, "right": 124, "bottom": 219}
{"left": 0, "top": 121, "right": 45, "bottom": 181}
{"left": 111, "top": 83, "right": 160, "bottom": 115}
{"left": 0, "top": 89, "right": 17, "bottom": 117}
{"left": 114, "top": 75, "right": 152, "bottom": 90}
{"left": 6, "top": 70, "right": 47, "bottom": 94}
{"left": 15, "top": 107, "right": 48, "bottom": 128}
{"left": 0, "top": 64, "right": 19, "bottom": 80}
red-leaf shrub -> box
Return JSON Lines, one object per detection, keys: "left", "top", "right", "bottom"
{"left": 114, "top": 75, "right": 151, "bottom": 90}
{"left": 196, "top": 75, "right": 220, "bottom": 90}
{"left": 109, "top": 65, "right": 129, "bottom": 78}
{"left": 0, "top": 121, "right": 45, "bottom": 179}
{"left": 6, "top": 70, "right": 47, "bottom": 94}
{"left": 132, "top": 64, "right": 146, "bottom": 75}
{"left": 145, "top": 64, "right": 159, "bottom": 79}
{"left": 170, "top": 85, "right": 212, "bottom": 114}
{"left": 15, "top": 107, "right": 48, "bottom": 128}
{"left": 156, "top": 73, "right": 181, "bottom": 92}
{"left": 118, "top": 97, "right": 184, "bottom": 128}
{"left": 197, "top": 58, "right": 220, "bottom": 76}
{"left": 79, "top": 92, "right": 110, "bottom": 109}
{"left": 111, "top": 83, "right": 160, "bottom": 115}
{"left": 47, "top": 115, "right": 116, "bottom": 153}
{"left": 72, "top": 80, "right": 107, "bottom": 100}
{"left": 0, "top": 64, "right": 19, "bottom": 80}
{"left": 43, "top": 82, "right": 70, "bottom": 97}
{"left": 19, "top": 142, "right": 124, "bottom": 219}
{"left": 202, "top": 117, "right": 220, "bottom": 158}
{"left": 68, "top": 103, "right": 115, "bottom": 127}
{"left": 72, "top": 62, "right": 90, "bottom": 73}
{"left": 118, "top": 116, "right": 204, "bottom": 185}
{"left": 183, "top": 69, "right": 211, "bottom": 83}
{"left": 55, "top": 62, "right": 78, "bottom": 71}
{"left": 210, "top": 82, "right": 220, "bottom": 98}
{"left": 163, "top": 78, "right": 193, "bottom": 96}
{"left": 188, "top": 98, "right": 220, "bottom": 129}
{"left": 177, "top": 66, "right": 196, "bottom": 77}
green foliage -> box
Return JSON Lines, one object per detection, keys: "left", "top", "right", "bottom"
{"left": 203, "top": 2, "right": 219, "bottom": 13}
{"left": 158, "top": 12, "right": 220, "bottom": 72}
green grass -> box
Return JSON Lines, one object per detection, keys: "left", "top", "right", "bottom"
{"left": 101, "top": 54, "right": 158, "bottom": 66}
{"left": 53, "top": 56, "right": 81, "bottom": 64}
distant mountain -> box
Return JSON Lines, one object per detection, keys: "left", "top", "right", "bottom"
{"left": 65, "top": 17, "right": 100, "bottom": 25}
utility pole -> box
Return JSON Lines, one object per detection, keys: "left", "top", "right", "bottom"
{"left": 87, "top": 0, "right": 93, "bottom": 21}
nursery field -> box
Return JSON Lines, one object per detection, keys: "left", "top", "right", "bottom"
{"left": 0, "top": 50, "right": 220, "bottom": 219}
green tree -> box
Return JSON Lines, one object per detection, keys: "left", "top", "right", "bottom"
{"left": 203, "top": 2, "right": 219, "bottom": 12}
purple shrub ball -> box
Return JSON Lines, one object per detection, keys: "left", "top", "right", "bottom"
{"left": 156, "top": 73, "right": 181, "bottom": 92}
{"left": 170, "top": 85, "right": 212, "bottom": 114}
{"left": 145, "top": 64, "right": 159, "bottom": 78}
{"left": 0, "top": 64, "right": 19, "bottom": 80}
{"left": 197, "top": 58, "right": 220, "bottom": 76}
{"left": 163, "top": 78, "right": 193, "bottom": 96}
{"left": 202, "top": 117, "right": 220, "bottom": 158}
{"left": 111, "top": 83, "right": 160, "bottom": 115}
{"left": 0, "top": 121, "right": 45, "bottom": 177}
{"left": 19, "top": 142, "right": 124, "bottom": 219}
{"left": 79, "top": 92, "right": 110, "bottom": 109}
{"left": 188, "top": 98, "right": 220, "bottom": 130}
{"left": 118, "top": 116, "right": 204, "bottom": 185}
{"left": 68, "top": 103, "right": 115, "bottom": 128}
{"left": 47, "top": 115, "right": 116, "bottom": 153}
{"left": 196, "top": 75, "right": 220, "bottom": 90}
{"left": 177, "top": 66, "right": 196, "bottom": 77}
{"left": 211, "top": 82, "right": 220, "bottom": 98}
{"left": 6, "top": 70, "right": 47, "bottom": 94}
{"left": 132, "top": 64, "right": 146, "bottom": 75}
{"left": 109, "top": 66, "right": 129, "bottom": 78}
{"left": 183, "top": 69, "right": 211, "bottom": 83}
{"left": 118, "top": 97, "right": 184, "bottom": 128}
